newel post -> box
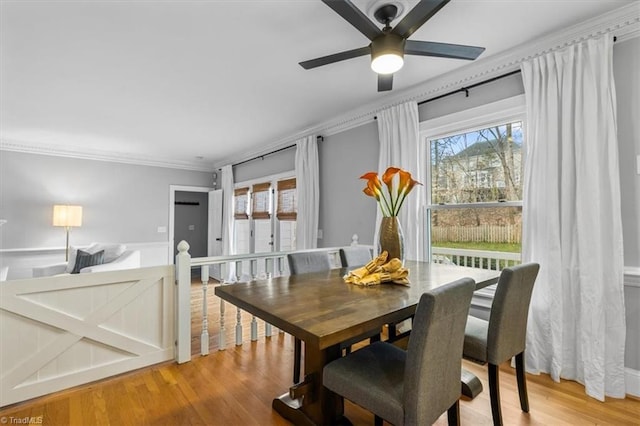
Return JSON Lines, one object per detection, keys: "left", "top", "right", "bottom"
{"left": 176, "top": 240, "right": 191, "bottom": 363}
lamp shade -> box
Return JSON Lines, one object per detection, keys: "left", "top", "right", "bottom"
{"left": 53, "top": 205, "right": 83, "bottom": 227}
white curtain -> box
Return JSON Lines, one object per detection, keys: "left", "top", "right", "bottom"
{"left": 295, "top": 135, "right": 320, "bottom": 249}
{"left": 221, "top": 164, "right": 236, "bottom": 281}
{"left": 521, "top": 36, "right": 626, "bottom": 400}
{"left": 376, "top": 101, "right": 425, "bottom": 261}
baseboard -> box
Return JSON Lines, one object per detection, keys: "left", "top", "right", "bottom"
{"left": 626, "top": 368, "right": 640, "bottom": 398}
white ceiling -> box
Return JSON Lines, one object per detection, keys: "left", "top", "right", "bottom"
{"left": 0, "top": 0, "right": 635, "bottom": 170}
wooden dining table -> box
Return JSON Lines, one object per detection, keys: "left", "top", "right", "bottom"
{"left": 215, "top": 260, "right": 500, "bottom": 425}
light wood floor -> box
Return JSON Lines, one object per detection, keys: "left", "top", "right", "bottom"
{"left": 1, "top": 282, "right": 638, "bottom": 425}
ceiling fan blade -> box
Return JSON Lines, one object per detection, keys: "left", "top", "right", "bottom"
{"left": 391, "top": 0, "right": 450, "bottom": 39}
{"left": 405, "top": 40, "right": 485, "bottom": 60}
{"left": 378, "top": 74, "right": 393, "bottom": 92}
{"left": 322, "top": 0, "right": 382, "bottom": 41}
{"left": 299, "top": 46, "right": 370, "bottom": 70}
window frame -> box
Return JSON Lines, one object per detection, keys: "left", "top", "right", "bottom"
{"left": 419, "top": 95, "right": 526, "bottom": 261}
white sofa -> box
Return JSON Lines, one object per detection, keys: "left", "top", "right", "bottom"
{"left": 33, "top": 243, "right": 141, "bottom": 277}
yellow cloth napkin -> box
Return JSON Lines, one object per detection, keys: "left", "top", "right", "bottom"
{"left": 343, "top": 251, "right": 410, "bottom": 286}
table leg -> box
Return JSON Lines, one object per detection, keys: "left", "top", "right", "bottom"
{"left": 461, "top": 367, "right": 483, "bottom": 399}
{"left": 272, "top": 343, "right": 347, "bottom": 425}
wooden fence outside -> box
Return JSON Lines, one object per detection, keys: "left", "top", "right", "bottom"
{"left": 431, "top": 224, "right": 521, "bottom": 244}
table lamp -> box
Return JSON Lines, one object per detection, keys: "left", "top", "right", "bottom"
{"left": 53, "top": 205, "right": 83, "bottom": 261}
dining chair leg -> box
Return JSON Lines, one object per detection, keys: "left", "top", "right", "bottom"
{"left": 488, "top": 363, "right": 503, "bottom": 426}
{"left": 293, "top": 338, "right": 302, "bottom": 384}
{"left": 515, "top": 351, "right": 529, "bottom": 412}
{"left": 374, "top": 414, "right": 383, "bottom": 426}
{"left": 447, "top": 400, "right": 460, "bottom": 426}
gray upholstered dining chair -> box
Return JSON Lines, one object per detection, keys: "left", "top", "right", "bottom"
{"left": 339, "top": 246, "right": 373, "bottom": 268}
{"left": 287, "top": 250, "right": 332, "bottom": 275}
{"left": 463, "top": 262, "right": 540, "bottom": 426}
{"left": 323, "top": 278, "right": 476, "bottom": 426}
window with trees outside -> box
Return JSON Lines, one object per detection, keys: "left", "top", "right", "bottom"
{"left": 424, "top": 96, "right": 524, "bottom": 270}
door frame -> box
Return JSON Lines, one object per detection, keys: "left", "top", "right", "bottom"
{"left": 168, "top": 185, "right": 212, "bottom": 264}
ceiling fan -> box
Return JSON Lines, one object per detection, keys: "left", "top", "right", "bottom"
{"left": 299, "top": 0, "right": 485, "bottom": 92}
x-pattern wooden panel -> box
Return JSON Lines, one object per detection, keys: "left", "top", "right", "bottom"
{"left": 0, "top": 266, "right": 174, "bottom": 407}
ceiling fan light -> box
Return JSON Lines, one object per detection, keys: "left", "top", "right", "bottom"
{"left": 370, "top": 33, "right": 405, "bottom": 75}
{"left": 371, "top": 53, "right": 404, "bottom": 74}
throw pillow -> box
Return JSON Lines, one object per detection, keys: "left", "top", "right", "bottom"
{"left": 65, "top": 243, "right": 126, "bottom": 272}
{"left": 66, "top": 246, "right": 81, "bottom": 273}
{"left": 71, "top": 250, "right": 105, "bottom": 274}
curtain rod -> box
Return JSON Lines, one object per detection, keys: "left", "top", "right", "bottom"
{"left": 417, "top": 69, "right": 522, "bottom": 106}
{"left": 233, "top": 135, "right": 324, "bottom": 167}
{"left": 372, "top": 69, "right": 522, "bottom": 120}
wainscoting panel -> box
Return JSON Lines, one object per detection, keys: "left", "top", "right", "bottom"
{"left": 0, "top": 266, "right": 174, "bottom": 407}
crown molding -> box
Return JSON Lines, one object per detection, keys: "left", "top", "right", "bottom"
{"left": 213, "top": 2, "right": 640, "bottom": 169}
{"left": 0, "top": 139, "right": 214, "bottom": 172}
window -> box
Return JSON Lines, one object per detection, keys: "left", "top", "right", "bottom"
{"left": 276, "top": 178, "right": 297, "bottom": 250}
{"left": 232, "top": 173, "right": 297, "bottom": 258}
{"left": 422, "top": 95, "right": 525, "bottom": 269}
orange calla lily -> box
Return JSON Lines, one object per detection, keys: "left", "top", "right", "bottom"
{"left": 360, "top": 166, "right": 421, "bottom": 217}
{"left": 365, "top": 179, "right": 382, "bottom": 199}
{"left": 382, "top": 167, "right": 401, "bottom": 191}
{"left": 360, "top": 172, "right": 383, "bottom": 192}
{"left": 398, "top": 169, "right": 421, "bottom": 195}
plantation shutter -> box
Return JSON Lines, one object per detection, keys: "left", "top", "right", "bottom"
{"left": 252, "top": 182, "right": 271, "bottom": 219}
{"left": 277, "top": 178, "right": 297, "bottom": 221}
{"left": 234, "top": 187, "right": 249, "bottom": 219}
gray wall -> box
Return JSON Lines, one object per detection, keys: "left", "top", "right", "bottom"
{"left": 0, "top": 151, "right": 212, "bottom": 249}
{"left": 418, "top": 71, "right": 525, "bottom": 121}
{"left": 318, "top": 122, "right": 379, "bottom": 247}
{"left": 232, "top": 147, "right": 296, "bottom": 183}
{"left": 614, "top": 37, "right": 640, "bottom": 268}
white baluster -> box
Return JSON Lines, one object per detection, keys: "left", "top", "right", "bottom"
{"left": 236, "top": 307, "right": 243, "bottom": 346}
{"left": 201, "top": 265, "right": 210, "bottom": 356}
{"left": 278, "top": 256, "right": 285, "bottom": 334}
{"left": 264, "top": 257, "right": 273, "bottom": 337}
{"left": 249, "top": 258, "right": 258, "bottom": 341}
{"left": 266, "top": 257, "right": 273, "bottom": 278}
{"left": 234, "top": 261, "right": 243, "bottom": 345}
{"left": 251, "top": 317, "right": 258, "bottom": 341}
{"left": 219, "top": 296, "right": 226, "bottom": 350}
